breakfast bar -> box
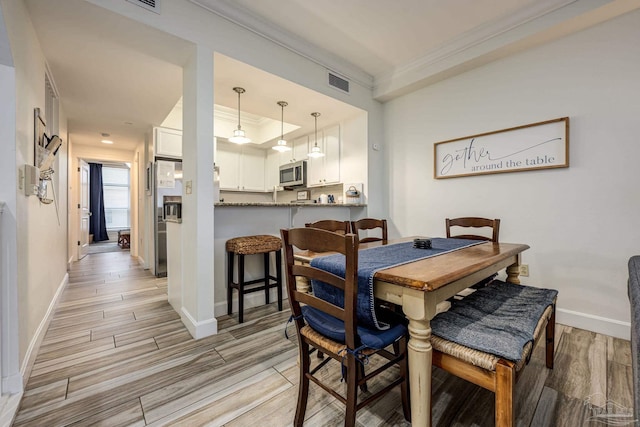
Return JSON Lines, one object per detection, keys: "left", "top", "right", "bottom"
{"left": 212, "top": 202, "right": 366, "bottom": 316}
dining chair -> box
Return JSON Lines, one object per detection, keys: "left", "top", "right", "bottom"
{"left": 281, "top": 228, "right": 410, "bottom": 427}
{"left": 304, "top": 220, "right": 352, "bottom": 360}
{"left": 446, "top": 217, "right": 501, "bottom": 242}
{"left": 431, "top": 280, "right": 557, "bottom": 426}
{"left": 350, "top": 218, "right": 387, "bottom": 243}
{"left": 446, "top": 217, "right": 500, "bottom": 291}
{"left": 305, "top": 219, "right": 351, "bottom": 235}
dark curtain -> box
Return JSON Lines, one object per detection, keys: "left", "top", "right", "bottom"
{"left": 89, "top": 163, "right": 109, "bottom": 242}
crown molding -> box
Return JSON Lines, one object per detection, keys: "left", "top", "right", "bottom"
{"left": 189, "top": 0, "right": 374, "bottom": 89}
{"left": 380, "top": 0, "right": 578, "bottom": 82}
{"left": 373, "top": 0, "right": 618, "bottom": 100}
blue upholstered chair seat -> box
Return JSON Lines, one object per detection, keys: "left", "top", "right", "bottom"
{"left": 301, "top": 306, "right": 406, "bottom": 350}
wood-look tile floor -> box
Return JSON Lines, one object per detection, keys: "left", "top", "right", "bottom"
{"left": 12, "top": 251, "right": 635, "bottom": 426}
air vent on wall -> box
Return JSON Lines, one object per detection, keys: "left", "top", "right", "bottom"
{"left": 126, "top": 0, "right": 161, "bottom": 14}
{"left": 328, "top": 71, "right": 350, "bottom": 94}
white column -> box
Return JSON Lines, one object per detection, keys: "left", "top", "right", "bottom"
{"left": 180, "top": 44, "right": 217, "bottom": 338}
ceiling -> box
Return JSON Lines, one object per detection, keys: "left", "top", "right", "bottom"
{"left": 23, "top": 0, "right": 634, "bottom": 152}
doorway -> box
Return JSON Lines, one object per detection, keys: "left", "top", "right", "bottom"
{"left": 77, "top": 158, "right": 133, "bottom": 259}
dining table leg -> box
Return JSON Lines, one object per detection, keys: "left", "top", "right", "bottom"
{"left": 506, "top": 254, "right": 522, "bottom": 284}
{"left": 403, "top": 289, "right": 438, "bottom": 427}
{"left": 408, "top": 318, "right": 432, "bottom": 427}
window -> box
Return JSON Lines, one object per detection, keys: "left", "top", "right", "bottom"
{"left": 102, "top": 166, "right": 130, "bottom": 229}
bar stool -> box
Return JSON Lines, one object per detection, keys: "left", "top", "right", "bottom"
{"left": 226, "top": 235, "right": 283, "bottom": 323}
{"left": 117, "top": 229, "right": 130, "bottom": 249}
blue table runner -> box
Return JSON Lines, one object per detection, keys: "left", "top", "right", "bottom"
{"left": 310, "top": 238, "right": 482, "bottom": 330}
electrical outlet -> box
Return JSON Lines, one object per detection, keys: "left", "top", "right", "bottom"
{"left": 519, "top": 264, "right": 529, "bottom": 277}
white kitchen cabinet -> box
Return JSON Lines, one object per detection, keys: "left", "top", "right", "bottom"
{"left": 291, "top": 136, "right": 309, "bottom": 163}
{"left": 216, "top": 145, "right": 241, "bottom": 190}
{"left": 154, "top": 127, "right": 182, "bottom": 159}
{"left": 242, "top": 146, "right": 266, "bottom": 191}
{"left": 307, "top": 125, "right": 340, "bottom": 187}
{"left": 265, "top": 149, "right": 283, "bottom": 191}
{"left": 217, "top": 143, "right": 266, "bottom": 191}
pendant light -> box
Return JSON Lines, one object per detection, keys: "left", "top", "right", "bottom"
{"left": 272, "top": 101, "right": 291, "bottom": 152}
{"left": 229, "top": 87, "right": 251, "bottom": 144}
{"left": 308, "top": 112, "right": 324, "bottom": 158}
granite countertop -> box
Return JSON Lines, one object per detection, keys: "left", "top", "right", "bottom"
{"left": 215, "top": 202, "right": 366, "bottom": 207}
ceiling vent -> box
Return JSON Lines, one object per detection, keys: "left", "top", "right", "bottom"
{"left": 126, "top": 0, "right": 161, "bottom": 14}
{"left": 328, "top": 71, "right": 350, "bottom": 94}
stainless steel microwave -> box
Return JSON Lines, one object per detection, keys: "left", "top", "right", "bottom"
{"left": 279, "top": 160, "right": 307, "bottom": 187}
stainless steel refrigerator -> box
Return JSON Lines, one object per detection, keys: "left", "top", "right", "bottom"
{"left": 154, "top": 159, "right": 182, "bottom": 277}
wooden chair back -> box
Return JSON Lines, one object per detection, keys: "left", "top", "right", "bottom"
{"left": 446, "top": 217, "right": 500, "bottom": 242}
{"left": 305, "top": 220, "right": 351, "bottom": 235}
{"left": 350, "top": 218, "right": 388, "bottom": 243}
{"left": 281, "top": 228, "right": 359, "bottom": 349}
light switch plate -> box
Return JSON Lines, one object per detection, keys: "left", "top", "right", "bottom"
{"left": 185, "top": 180, "right": 192, "bottom": 194}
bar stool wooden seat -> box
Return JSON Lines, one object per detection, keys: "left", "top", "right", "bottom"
{"left": 226, "top": 234, "right": 283, "bottom": 323}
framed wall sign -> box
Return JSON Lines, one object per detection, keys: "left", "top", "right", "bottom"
{"left": 434, "top": 117, "right": 569, "bottom": 179}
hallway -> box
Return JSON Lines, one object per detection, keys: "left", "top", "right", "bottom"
{"left": 12, "top": 251, "right": 296, "bottom": 426}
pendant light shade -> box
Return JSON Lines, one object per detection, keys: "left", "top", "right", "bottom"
{"left": 308, "top": 112, "right": 324, "bottom": 158}
{"left": 229, "top": 87, "right": 251, "bottom": 144}
{"left": 272, "top": 101, "right": 291, "bottom": 152}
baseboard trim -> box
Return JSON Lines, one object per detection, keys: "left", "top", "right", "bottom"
{"left": 180, "top": 307, "right": 218, "bottom": 339}
{"left": 557, "top": 308, "right": 630, "bottom": 340}
{"left": 20, "top": 273, "right": 69, "bottom": 382}
{"left": 215, "top": 289, "right": 287, "bottom": 318}
{"left": 0, "top": 391, "right": 22, "bottom": 427}
{"left": 0, "top": 373, "right": 22, "bottom": 396}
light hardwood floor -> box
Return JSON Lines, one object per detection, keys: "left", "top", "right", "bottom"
{"left": 12, "top": 251, "right": 635, "bottom": 426}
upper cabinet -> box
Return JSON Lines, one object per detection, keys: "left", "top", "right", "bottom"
{"left": 216, "top": 142, "right": 266, "bottom": 192}
{"left": 265, "top": 149, "right": 283, "bottom": 191}
{"left": 154, "top": 127, "right": 182, "bottom": 159}
{"left": 307, "top": 125, "right": 340, "bottom": 187}
{"left": 292, "top": 135, "right": 309, "bottom": 162}
{"left": 242, "top": 146, "right": 266, "bottom": 191}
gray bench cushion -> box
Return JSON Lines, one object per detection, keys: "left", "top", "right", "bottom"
{"left": 431, "top": 280, "right": 557, "bottom": 362}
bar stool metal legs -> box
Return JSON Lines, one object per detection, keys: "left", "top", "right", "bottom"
{"left": 226, "top": 235, "right": 283, "bottom": 323}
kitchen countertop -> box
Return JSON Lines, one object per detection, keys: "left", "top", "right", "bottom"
{"left": 215, "top": 202, "right": 366, "bottom": 207}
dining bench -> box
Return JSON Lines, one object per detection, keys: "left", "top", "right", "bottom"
{"left": 430, "top": 280, "right": 557, "bottom": 426}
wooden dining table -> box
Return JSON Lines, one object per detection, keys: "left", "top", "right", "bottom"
{"left": 295, "top": 236, "right": 530, "bottom": 427}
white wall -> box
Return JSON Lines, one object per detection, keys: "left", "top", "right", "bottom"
{"left": 0, "top": 63, "right": 20, "bottom": 398}
{"left": 1, "top": 0, "right": 70, "bottom": 377}
{"left": 384, "top": 10, "right": 640, "bottom": 339}
{"left": 340, "top": 112, "right": 369, "bottom": 200}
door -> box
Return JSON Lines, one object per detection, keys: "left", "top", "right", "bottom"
{"left": 79, "top": 160, "right": 90, "bottom": 259}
